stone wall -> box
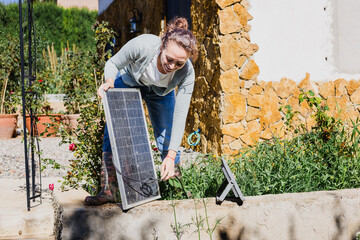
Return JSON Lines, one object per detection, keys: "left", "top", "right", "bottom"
{"left": 186, "top": 0, "right": 259, "bottom": 155}
{"left": 186, "top": 0, "right": 360, "bottom": 156}
{"left": 97, "top": 0, "right": 164, "bottom": 51}
{"left": 186, "top": 0, "right": 222, "bottom": 155}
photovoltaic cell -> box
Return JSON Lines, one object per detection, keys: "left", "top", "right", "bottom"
{"left": 102, "top": 89, "right": 161, "bottom": 210}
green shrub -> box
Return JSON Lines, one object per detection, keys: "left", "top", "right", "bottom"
{"left": 0, "top": 2, "right": 97, "bottom": 55}
{"left": 0, "top": 30, "right": 21, "bottom": 114}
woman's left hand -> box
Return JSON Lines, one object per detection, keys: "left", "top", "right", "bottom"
{"left": 161, "top": 151, "right": 177, "bottom": 180}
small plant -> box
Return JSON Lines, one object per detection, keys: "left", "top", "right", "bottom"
{"left": 170, "top": 200, "right": 191, "bottom": 240}
{"left": 279, "top": 104, "right": 301, "bottom": 135}
{"left": 299, "top": 90, "right": 341, "bottom": 141}
{"left": 202, "top": 198, "right": 224, "bottom": 240}
{"left": 191, "top": 199, "right": 204, "bottom": 240}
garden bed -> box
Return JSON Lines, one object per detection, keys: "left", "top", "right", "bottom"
{"left": 52, "top": 185, "right": 360, "bottom": 240}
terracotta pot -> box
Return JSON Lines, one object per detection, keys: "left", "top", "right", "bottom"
{"left": 0, "top": 114, "right": 18, "bottom": 139}
{"left": 62, "top": 114, "right": 80, "bottom": 132}
{"left": 25, "top": 114, "right": 62, "bottom": 137}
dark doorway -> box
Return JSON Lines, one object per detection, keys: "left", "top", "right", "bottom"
{"left": 166, "top": 0, "right": 191, "bottom": 29}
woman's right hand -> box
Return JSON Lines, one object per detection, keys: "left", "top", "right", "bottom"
{"left": 98, "top": 78, "right": 115, "bottom": 98}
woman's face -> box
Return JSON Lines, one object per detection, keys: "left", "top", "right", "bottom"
{"left": 158, "top": 40, "right": 189, "bottom": 74}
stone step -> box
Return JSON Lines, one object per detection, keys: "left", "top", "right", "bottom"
{"left": 0, "top": 234, "right": 53, "bottom": 239}
{"left": 0, "top": 178, "right": 57, "bottom": 239}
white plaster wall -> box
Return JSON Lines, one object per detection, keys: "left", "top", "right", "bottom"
{"left": 57, "top": 0, "right": 98, "bottom": 11}
{"left": 333, "top": 0, "right": 360, "bottom": 74}
{"left": 248, "top": 0, "right": 360, "bottom": 82}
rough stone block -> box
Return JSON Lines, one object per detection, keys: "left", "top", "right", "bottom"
{"left": 238, "top": 38, "right": 255, "bottom": 57}
{"left": 244, "top": 24, "right": 251, "bottom": 32}
{"left": 233, "top": 3, "right": 248, "bottom": 27}
{"left": 222, "top": 122, "right": 245, "bottom": 138}
{"left": 240, "top": 59, "right": 259, "bottom": 80}
{"left": 260, "top": 88, "right": 282, "bottom": 127}
{"left": 219, "top": 6, "right": 243, "bottom": 34}
{"left": 350, "top": 88, "right": 360, "bottom": 104}
{"left": 247, "top": 94, "right": 263, "bottom": 108}
{"left": 274, "top": 78, "right": 297, "bottom": 99}
{"left": 220, "top": 35, "right": 241, "bottom": 70}
{"left": 220, "top": 69, "right": 240, "bottom": 93}
{"left": 240, "top": 120, "right": 261, "bottom": 145}
{"left": 222, "top": 93, "right": 246, "bottom": 124}
{"left": 236, "top": 56, "right": 247, "bottom": 68}
{"left": 326, "top": 95, "right": 348, "bottom": 117}
{"left": 298, "top": 73, "right": 311, "bottom": 91}
{"left": 215, "top": 0, "right": 239, "bottom": 9}
{"left": 249, "top": 85, "right": 263, "bottom": 95}
{"left": 299, "top": 100, "right": 312, "bottom": 118}
{"left": 222, "top": 135, "right": 236, "bottom": 144}
{"left": 246, "top": 106, "right": 261, "bottom": 121}
{"left": 334, "top": 78, "right": 348, "bottom": 96}
{"left": 319, "top": 81, "right": 335, "bottom": 99}
{"left": 286, "top": 96, "right": 300, "bottom": 113}
{"left": 229, "top": 139, "right": 243, "bottom": 149}
{"left": 244, "top": 80, "right": 255, "bottom": 89}
{"left": 346, "top": 79, "right": 360, "bottom": 96}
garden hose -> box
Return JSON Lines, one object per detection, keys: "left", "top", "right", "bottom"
{"left": 187, "top": 128, "right": 201, "bottom": 146}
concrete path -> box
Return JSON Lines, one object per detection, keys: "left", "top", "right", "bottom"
{"left": 0, "top": 177, "right": 61, "bottom": 239}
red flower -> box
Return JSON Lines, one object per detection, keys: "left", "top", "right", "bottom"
{"left": 37, "top": 117, "right": 41, "bottom": 121}
{"left": 152, "top": 147, "right": 159, "bottom": 151}
{"left": 39, "top": 79, "right": 43, "bottom": 83}
{"left": 69, "top": 143, "right": 76, "bottom": 151}
{"left": 49, "top": 183, "right": 54, "bottom": 191}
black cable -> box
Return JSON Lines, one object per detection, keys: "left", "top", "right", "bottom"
{"left": 112, "top": 163, "right": 189, "bottom": 198}
{"left": 174, "top": 175, "right": 189, "bottom": 199}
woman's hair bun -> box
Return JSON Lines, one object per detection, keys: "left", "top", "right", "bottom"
{"left": 167, "top": 17, "right": 188, "bottom": 31}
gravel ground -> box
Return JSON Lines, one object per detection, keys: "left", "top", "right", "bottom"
{"left": 0, "top": 136, "right": 200, "bottom": 179}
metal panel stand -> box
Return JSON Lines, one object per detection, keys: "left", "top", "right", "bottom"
{"left": 20, "top": 0, "right": 42, "bottom": 211}
{"left": 216, "top": 158, "right": 245, "bottom": 206}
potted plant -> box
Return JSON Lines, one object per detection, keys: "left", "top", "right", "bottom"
{"left": 62, "top": 46, "right": 98, "bottom": 133}
{"left": 24, "top": 78, "right": 62, "bottom": 137}
{"left": 0, "top": 33, "right": 21, "bottom": 139}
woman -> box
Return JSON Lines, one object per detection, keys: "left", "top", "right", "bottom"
{"left": 85, "top": 17, "right": 198, "bottom": 205}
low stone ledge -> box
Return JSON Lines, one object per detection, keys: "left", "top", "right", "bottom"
{"left": 52, "top": 187, "right": 360, "bottom": 240}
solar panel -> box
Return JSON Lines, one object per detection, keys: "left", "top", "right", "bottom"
{"left": 102, "top": 88, "right": 161, "bottom": 210}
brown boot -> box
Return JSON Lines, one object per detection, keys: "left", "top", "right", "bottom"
{"left": 84, "top": 152, "right": 119, "bottom": 205}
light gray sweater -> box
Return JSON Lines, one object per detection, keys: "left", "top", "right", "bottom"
{"left": 104, "top": 34, "right": 195, "bottom": 152}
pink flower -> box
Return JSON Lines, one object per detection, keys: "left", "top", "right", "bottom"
{"left": 49, "top": 183, "right": 54, "bottom": 191}
{"left": 10, "top": 91, "right": 14, "bottom": 94}
{"left": 69, "top": 143, "right": 76, "bottom": 151}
